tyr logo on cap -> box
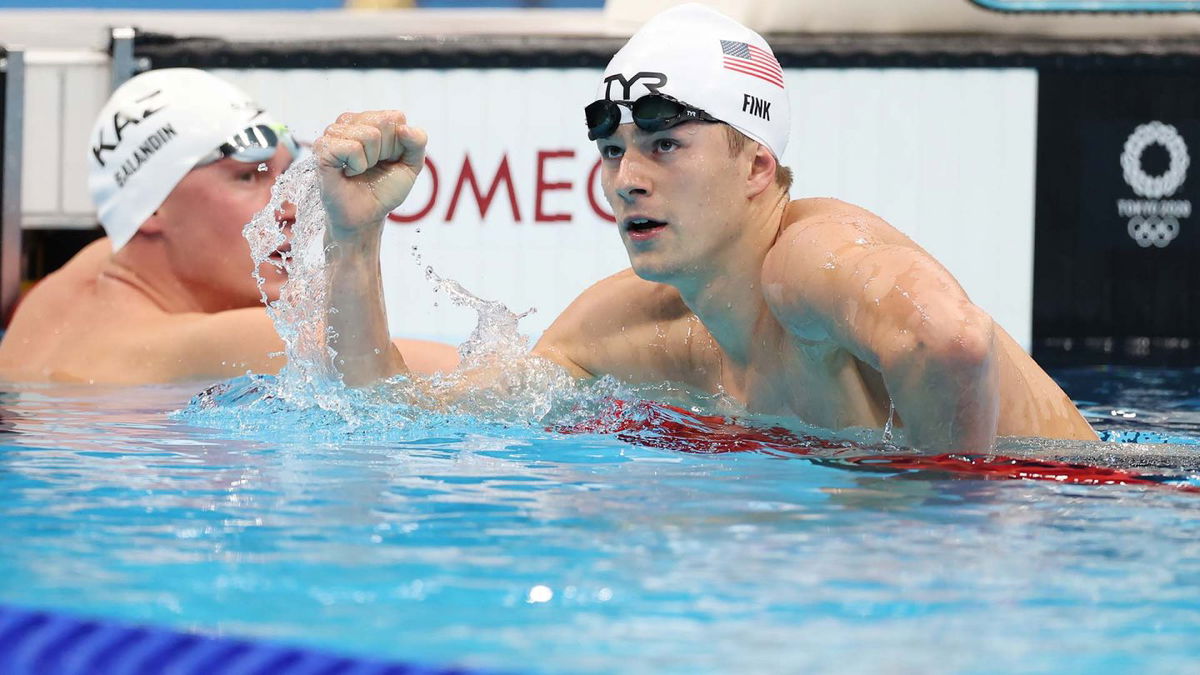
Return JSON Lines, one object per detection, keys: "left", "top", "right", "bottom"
{"left": 603, "top": 72, "right": 668, "bottom": 100}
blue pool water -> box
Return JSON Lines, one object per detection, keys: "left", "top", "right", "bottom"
{"left": 0, "top": 367, "right": 1198, "bottom": 674}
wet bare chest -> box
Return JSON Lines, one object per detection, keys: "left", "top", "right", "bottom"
{"left": 737, "top": 339, "right": 891, "bottom": 432}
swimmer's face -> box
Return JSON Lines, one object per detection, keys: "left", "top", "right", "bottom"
{"left": 153, "top": 143, "right": 295, "bottom": 310}
{"left": 597, "top": 121, "right": 751, "bottom": 284}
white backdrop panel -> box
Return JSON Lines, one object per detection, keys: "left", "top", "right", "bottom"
{"left": 215, "top": 67, "right": 1037, "bottom": 348}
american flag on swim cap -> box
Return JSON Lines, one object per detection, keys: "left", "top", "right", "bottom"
{"left": 720, "top": 39, "right": 784, "bottom": 88}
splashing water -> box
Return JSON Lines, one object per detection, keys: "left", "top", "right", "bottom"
{"left": 227, "top": 155, "right": 800, "bottom": 438}
{"left": 233, "top": 154, "right": 592, "bottom": 430}
{"left": 882, "top": 399, "right": 896, "bottom": 445}
{"left": 406, "top": 266, "right": 590, "bottom": 425}
{"left": 241, "top": 154, "right": 381, "bottom": 426}
{"left": 426, "top": 266, "right": 533, "bottom": 369}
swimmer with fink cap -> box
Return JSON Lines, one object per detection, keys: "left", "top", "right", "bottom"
{"left": 0, "top": 69, "right": 456, "bottom": 384}
{"left": 318, "top": 4, "right": 1095, "bottom": 451}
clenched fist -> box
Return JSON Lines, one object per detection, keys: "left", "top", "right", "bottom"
{"left": 312, "top": 110, "right": 427, "bottom": 241}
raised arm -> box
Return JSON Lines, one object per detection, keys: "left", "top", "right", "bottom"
{"left": 764, "top": 203, "right": 1000, "bottom": 452}
{"left": 313, "top": 111, "right": 428, "bottom": 386}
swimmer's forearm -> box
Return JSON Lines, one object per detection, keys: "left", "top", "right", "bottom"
{"left": 882, "top": 318, "right": 1000, "bottom": 452}
{"left": 325, "top": 229, "right": 406, "bottom": 386}
{"left": 313, "top": 110, "right": 427, "bottom": 386}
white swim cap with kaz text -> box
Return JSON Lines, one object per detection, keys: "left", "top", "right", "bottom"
{"left": 88, "top": 68, "right": 285, "bottom": 251}
{"left": 598, "top": 2, "right": 790, "bottom": 158}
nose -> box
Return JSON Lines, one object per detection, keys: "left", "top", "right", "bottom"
{"left": 275, "top": 199, "right": 296, "bottom": 227}
{"left": 614, "top": 152, "right": 651, "bottom": 203}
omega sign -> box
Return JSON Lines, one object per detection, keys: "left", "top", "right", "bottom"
{"left": 1118, "top": 121, "right": 1191, "bottom": 248}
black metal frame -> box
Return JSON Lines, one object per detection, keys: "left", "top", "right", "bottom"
{"left": 130, "top": 30, "right": 1200, "bottom": 71}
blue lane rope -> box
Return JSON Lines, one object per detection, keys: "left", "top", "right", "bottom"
{"left": 0, "top": 604, "right": 491, "bottom": 675}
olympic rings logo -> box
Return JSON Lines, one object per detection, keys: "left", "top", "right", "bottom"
{"left": 1121, "top": 121, "right": 1189, "bottom": 199}
{"left": 1127, "top": 214, "right": 1179, "bottom": 248}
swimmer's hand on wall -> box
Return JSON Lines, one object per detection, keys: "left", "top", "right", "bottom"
{"left": 315, "top": 110, "right": 425, "bottom": 386}
{"left": 314, "top": 110, "right": 427, "bottom": 237}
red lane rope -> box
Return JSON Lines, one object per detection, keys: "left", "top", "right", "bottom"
{"left": 554, "top": 398, "right": 1198, "bottom": 493}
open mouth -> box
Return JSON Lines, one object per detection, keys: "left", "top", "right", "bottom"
{"left": 267, "top": 244, "right": 292, "bottom": 262}
{"left": 624, "top": 217, "right": 668, "bottom": 237}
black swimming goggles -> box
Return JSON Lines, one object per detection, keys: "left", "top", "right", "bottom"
{"left": 196, "top": 123, "right": 300, "bottom": 166}
{"left": 585, "top": 94, "right": 719, "bottom": 141}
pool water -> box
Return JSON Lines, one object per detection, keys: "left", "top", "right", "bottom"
{"left": 0, "top": 367, "right": 1198, "bottom": 674}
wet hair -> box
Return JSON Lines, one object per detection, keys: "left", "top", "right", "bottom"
{"left": 723, "top": 124, "right": 793, "bottom": 192}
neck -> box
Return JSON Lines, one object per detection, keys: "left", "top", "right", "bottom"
{"left": 674, "top": 190, "right": 789, "bottom": 365}
{"left": 101, "top": 242, "right": 207, "bottom": 314}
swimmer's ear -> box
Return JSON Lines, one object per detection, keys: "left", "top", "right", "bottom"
{"left": 744, "top": 143, "right": 777, "bottom": 199}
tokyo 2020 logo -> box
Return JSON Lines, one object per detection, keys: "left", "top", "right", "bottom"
{"left": 1118, "top": 122, "right": 1191, "bottom": 248}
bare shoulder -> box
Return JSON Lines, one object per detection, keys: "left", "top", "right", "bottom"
{"left": 6, "top": 239, "right": 111, "bottom": 316}
{"left": 761, "top": 199, "right": 888, "bottom": 329}
{"left": 4, "top": 305, "right": 285, "bottom": 384}
{"left": 69, "top": 238, "right": 116, "bottom": 270}
{"left": 761, "top": 198, "right": 967, "bottom": 345}
{"left": 538, "top": 268, "right": 690, "bottom": 349}
{"left": 767, "top": 198, "right": 955, "bottom": 289}
{"left": 0, "top": 246, "right": 107, "bottom": 380}
{"left": 535, "top": 268, "right": 700, "bottom": 379}
{"left": 769, "top": 198, "right": 918, "bottom": 262}
{"left": 553, "top": 268, "right": 689, "bottom": 331}
{"left": 151, "top": 307, "right": 287, "bottom": 381}
{"left": 70, "top": 306, "right": 286, "bottom": 384}
{"left": 0, "top": 240, "right": 287, "bottom": 384}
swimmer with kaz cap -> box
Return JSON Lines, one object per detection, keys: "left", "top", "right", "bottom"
{"left": 315, "top": 3, "right": 1096, "bottom": 451}
{"left": 0, "top": 68, "right": 457, "bottom": 383}
{"left": 88, "top": 68, "right": 301, "bottom": 253}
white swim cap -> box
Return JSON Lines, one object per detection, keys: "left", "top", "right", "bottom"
{"left": 87, "top": 68, "right": 285, "bottom": 252}
{"left": 596, "top": 2, "right": 789, "bottom": 158}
